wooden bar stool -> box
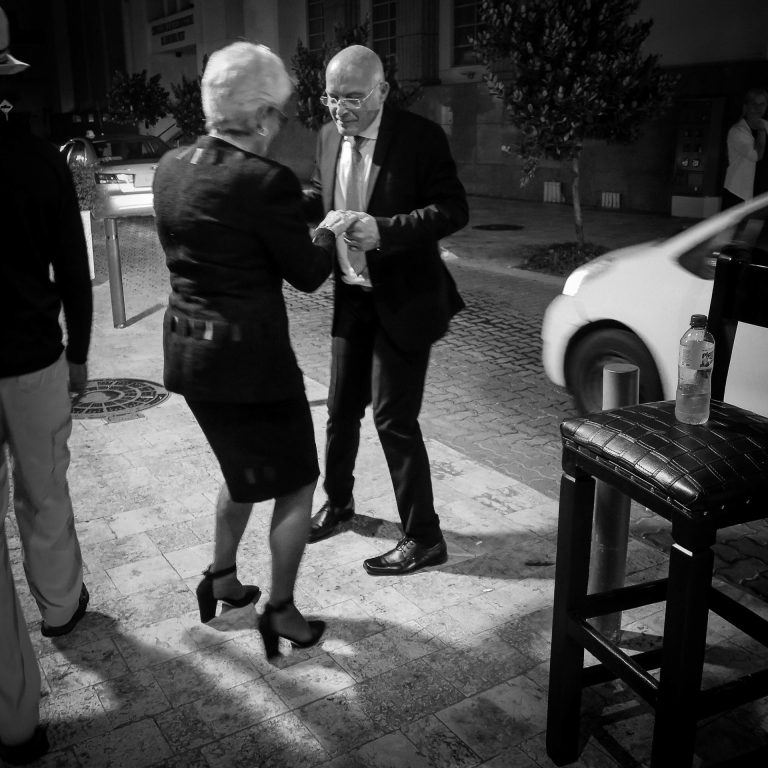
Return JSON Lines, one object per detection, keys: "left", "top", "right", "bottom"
{"left": 546, "top": 246, "right": 768, "bottom": 767}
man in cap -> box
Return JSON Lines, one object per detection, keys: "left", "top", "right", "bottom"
{"left": 0, "top": 5, "right": 92, "bottom": 763}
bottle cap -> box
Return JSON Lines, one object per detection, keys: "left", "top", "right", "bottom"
{"left": 690, "top": 314, "right": 707, "bottom": 328}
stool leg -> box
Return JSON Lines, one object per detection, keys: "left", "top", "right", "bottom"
{"left": 547, "top": 469, "right": 595, "bottom": 765}
{"left": 651, "top": 541, "right": 713, "bottom": 768}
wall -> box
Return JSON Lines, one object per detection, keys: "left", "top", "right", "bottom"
{"left": 243, "top": 0, "right": 280, "bottom": 48}
{"left": 196, "top": 0, "right": 245, "bottom": 57}
{"left": 641, "top": 0, "right": 768, "bottom": 66}
{"left": 426, "top": 0, "right": 768, "bottom": 213}
{"left": 267, "top": 0, "right": 317, "bottom": 180}
{"left": 264, "top": 0, "right": 683, "bottom": 208}
{"left": 112, "top": 0, "right": 768, "bottom": 213}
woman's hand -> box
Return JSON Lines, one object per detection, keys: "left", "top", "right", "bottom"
{"left": 317, "top": 210, "right": 361, "bottom": 237}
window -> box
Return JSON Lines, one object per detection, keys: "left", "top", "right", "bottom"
{"left": 307, "top": 0, "right": 325, "bottom": 54}
{"left": 146, "top": 0, "right": 193, "bottom": 21}
{"left": 453, "top": 0, "right": 478, "bottom": 67}
{"left": 372, "top": 1, "right": 397, "bottom": 62}
{"left": 92, "top": 137, "right": 170, "bottom": 162}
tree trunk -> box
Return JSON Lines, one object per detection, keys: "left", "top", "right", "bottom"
{"left": 571, "top": 153, "right": 584, "bottom": 248}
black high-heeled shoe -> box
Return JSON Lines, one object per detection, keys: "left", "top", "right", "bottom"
{"left": 196, "top": 564, "right": 261, "bottom": 623}
{"left": 257, "top": 597, "right": 325, "bottom": 660}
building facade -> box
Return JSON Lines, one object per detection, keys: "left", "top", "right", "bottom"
{"left": 6, "top": 0, "right": 768, "bottom": 215}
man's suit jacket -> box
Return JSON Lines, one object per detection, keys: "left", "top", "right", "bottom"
{"left": 309, "top": 105, "right": 469, "bottom": 351}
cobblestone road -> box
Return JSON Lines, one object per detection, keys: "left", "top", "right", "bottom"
{"left": 285, "top": 259, "right": 768, "bottom": 603}
{"left": 285, "top": 262, "right": 573, "bottom": 499}
{"left": 98, "top": 218, "right": 768, "bottom": 603}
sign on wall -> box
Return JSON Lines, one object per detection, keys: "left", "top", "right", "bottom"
{"left": 150, "top": 9, "right": 196, "bottom": 54}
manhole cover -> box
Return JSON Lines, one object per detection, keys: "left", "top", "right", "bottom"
{"left": 472, "top": 224, "right": 524, "bottom": 231}
{"left": 71, "top": 378, "right": 170, "bottom": 419}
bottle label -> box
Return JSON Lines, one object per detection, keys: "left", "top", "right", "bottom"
{"left": 679, "top": 341, "right": 714, "bottom": 370}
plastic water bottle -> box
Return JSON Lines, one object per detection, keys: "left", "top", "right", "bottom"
{"left": 675, "top": 314, "right": 715, "bottom": 424}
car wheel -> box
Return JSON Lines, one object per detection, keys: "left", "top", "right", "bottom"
{"left": 566, "top": 329, "right": 663, "bottom": 415}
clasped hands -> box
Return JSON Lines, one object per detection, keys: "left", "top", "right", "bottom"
{"left": 317, "top": 209, "right": 380, "bottom": 251}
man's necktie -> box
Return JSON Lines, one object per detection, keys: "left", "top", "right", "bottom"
{"left": 345, "top": 136, "right": 367, "bottom": 275}
{"left": 345, "top": 135, "right": 366, "bottom": 210}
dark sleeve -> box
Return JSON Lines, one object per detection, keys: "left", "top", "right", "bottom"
{"left": 303, "top": 135, "right": 325, "bottom": 224}
{"left": 375, "top": 119, "right": 469, "bottom": 248}
{"left": 50, "top": 152, "right": 93, "bottom": 364}
{"left": 257, "top": 164, "right": 334, "bottom": 292}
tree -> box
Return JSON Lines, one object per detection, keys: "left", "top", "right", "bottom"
{"left": 291, "top": 19, "right": 422, "bottom": 132}
{"left": 106, "top": 70, "right": 170, "bottom": 130}
{"left": 168, "top": 74, "right": 205, "bottom": 141}
{"left": 473, "top": 0, "right": 678, "bottom": 246}
{"left": 67, "top": 159, "right": 97, "bottom": 212}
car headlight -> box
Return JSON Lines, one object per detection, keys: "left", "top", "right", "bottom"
{"left": 563, "top": 258, "right": 614, "bottom": 297}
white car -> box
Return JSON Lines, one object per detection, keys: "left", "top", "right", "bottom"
{"left": 60, "top": 133, "right": 171, "bottom": 219}
{"left": 542, "top": 192, "right": 768, "bottom": 416}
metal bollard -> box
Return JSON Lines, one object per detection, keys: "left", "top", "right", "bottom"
{"left": 104, "top": 217, "right": 127, "bottom": 328}
{"left": 587, "top": 363, "right": 639, "bottom": 641}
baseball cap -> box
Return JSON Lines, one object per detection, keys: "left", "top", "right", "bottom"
{"left": 0, "top": 6, "right": 30, "bottom": 75}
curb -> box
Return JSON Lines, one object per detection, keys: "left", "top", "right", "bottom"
{"left": 447, "top": 254, "right": 567, "bottom": 288}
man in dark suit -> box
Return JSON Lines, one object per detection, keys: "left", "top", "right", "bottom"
{"left": 306, "top": 45, "right": 468, "bottom": 576}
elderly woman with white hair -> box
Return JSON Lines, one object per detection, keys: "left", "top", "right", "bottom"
{"left": 153, "top": 42, "right": 353, "bottom": 659}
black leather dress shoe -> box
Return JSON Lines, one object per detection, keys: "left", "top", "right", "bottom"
{"left": 308, "top": 498, "right": 355, "bottom": 543}
{"left": 363, "top": 537, "right": 447, "bottom": 576}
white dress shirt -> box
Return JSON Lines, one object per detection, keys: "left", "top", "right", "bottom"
{"left": 724, "top": 117, "right": 768, "bottom": 201}
{"left": 334, "top": 108, "right": 383, "bottom": 287}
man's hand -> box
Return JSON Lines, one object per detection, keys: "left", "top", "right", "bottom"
{"left": 68, "top": 362, "right": 88, "bottom": 394}
{"left": 344, "top": 213, "right": 380, "bottom": 252}
{"left": 317, "top": 210, "right": 361, "bottom": 237}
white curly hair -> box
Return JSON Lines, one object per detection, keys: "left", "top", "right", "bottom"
{"left": 202, "top": 41, "right": 292, "bottom": 135}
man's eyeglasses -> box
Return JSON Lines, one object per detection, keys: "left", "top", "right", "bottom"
{"left": 320, "top": 83, "right": 381, "bottom": 110}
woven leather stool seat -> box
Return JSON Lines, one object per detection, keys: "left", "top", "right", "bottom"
{"left": 562, "top": 400, "right": 768, "bottom": 517}
{"left": 546, "top": 245, "right": 768, "bottom": 768}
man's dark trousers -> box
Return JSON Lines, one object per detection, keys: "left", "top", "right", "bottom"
{"left": 323, "top": 289, "right": 442, "bottom": 546}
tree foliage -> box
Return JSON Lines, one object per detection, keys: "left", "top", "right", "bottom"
{"left": 473, "top": 0, "right": 678, "bottom": 243}
{"left": 168, "top": 74, "right": 205, "bottom": 140}
{"left": 291, "top": 19, "right": 422, "bottom": 132}
{"left": 106, "top": 70, "right": 170, "bottom": 130}
{"left": 68, "top": 159, "right": 98, "bottom": 211}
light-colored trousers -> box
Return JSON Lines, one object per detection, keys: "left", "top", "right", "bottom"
{"left": 0, "top": 354, "right": 84, "bottom": 744}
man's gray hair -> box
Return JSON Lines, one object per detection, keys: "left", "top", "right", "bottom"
{"left": 202, "top": 42, "right": 292, "bottom": 134}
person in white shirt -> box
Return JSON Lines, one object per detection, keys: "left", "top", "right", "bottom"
{"left": 722, "top": 87, "right": 768, "bottom": 209}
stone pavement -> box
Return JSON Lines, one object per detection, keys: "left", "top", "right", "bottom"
{"left": 5, "top": 198, "right": 768, "bottom": 767}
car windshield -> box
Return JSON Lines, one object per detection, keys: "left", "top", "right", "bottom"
{"left": 93, "top": 137, "right": 169, "bottom": 162}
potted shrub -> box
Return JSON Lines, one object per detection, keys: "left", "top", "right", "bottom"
{"left": 168, "top": 73, "right": 205, "bottom": 145}
{"left": 68, "top": 160, "right": 98, "bottom": 279}
{"left": 106, "top": 70, "right": 170, "bottom": 130}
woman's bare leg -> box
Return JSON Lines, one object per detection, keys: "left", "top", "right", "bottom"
{"left": 268, "top": 479, "right": 315, "bottom": 640}
{"left": 210, "top": 483, "right": 253, "bottom": 599}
